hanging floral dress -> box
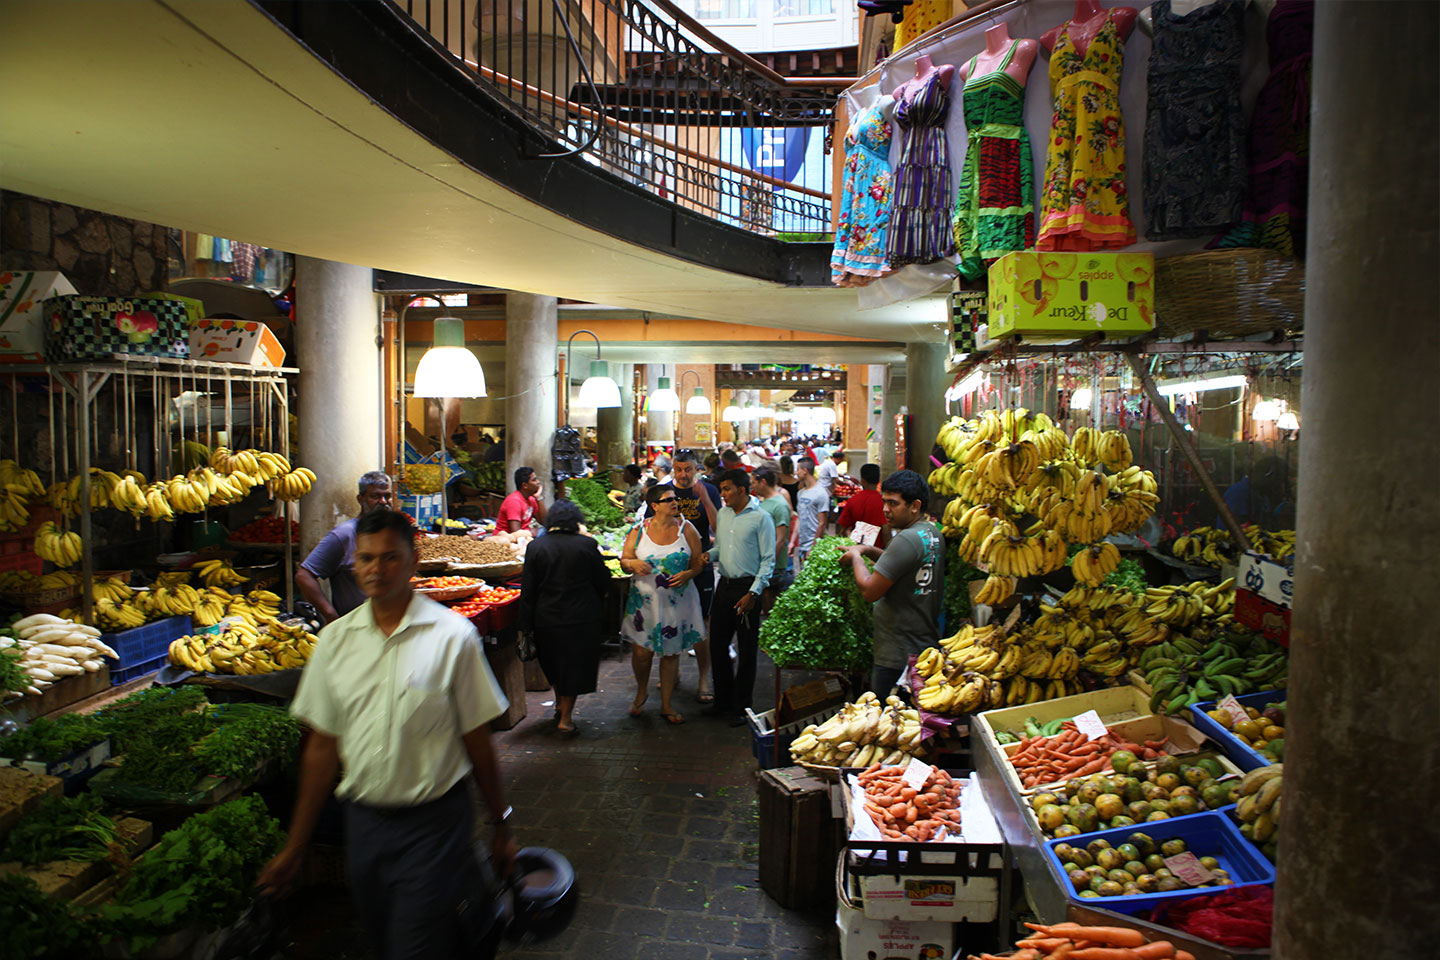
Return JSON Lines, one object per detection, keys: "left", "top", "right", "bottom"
{"left": 621, "top": 519, "right": 704, "bottom": 656}
{"left": 952, "top": 42, "right": 1036, "bottom": 281}
{"left": 885, "top": 69, "right": 956, "bottom": 267}
{"left": 894, "top": 0, "right": 951, "bottom": 50}
{"left": 831, "top": 100, "right": 896, "bottom": 287}
{"left": 1037, "top": 11, "right": 1137, "bottom": 250}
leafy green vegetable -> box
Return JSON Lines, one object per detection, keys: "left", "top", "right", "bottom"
{"left": 110, "top": 709, "right": 218, "bottom": 793}
{"left": 565, "top": 476, "right": 624, "bottom": 530}
{"left": 0, "top": 644, "right": 28, "bottom": 697}
{"left": 943, "top": 539, "right": 981, "bottom": 630}
{"left": 3, "top": 794, "right": 120, "bottom": 867}
{"left": 1103, "top": 556, "right": 1148, "bottom": 594}
{"left": 99, "top": 795, "right": 284, "bottom": 947}
{"left": 92, "top": 686, "right": 208, "bottom": 754}
{"left": 193, "top": 704, "right": 300, "bottom": 780}
{"left": 0, "top": 712, "right": 107, "bottom": 762}
{"left": 0, "top": 874, "right": 97, "bottom": 957}
{"left": 759, "top": 537, "right": 872, "bottom": 673}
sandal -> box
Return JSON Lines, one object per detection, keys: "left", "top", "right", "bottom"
{"left": 660, "top": 711, "right": 685, "bottom": 725}
{"left": 556, "top": 722, "right": 579, "bottom": 737}
{"left": 697, "top": 691, "right": 714, "bottom": 704}
{"left": 629, "top": 694, "right": 648, "bottom": 717}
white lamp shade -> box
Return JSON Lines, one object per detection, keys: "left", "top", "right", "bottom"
{"left": 648, "top": 377, "right": 681, "bottom": 412}
{"left": 414, "top": 346, "right": 486, "bottom": 398}
{"left": 685, "top": 390, "right": 711, "bottom": 415}
{"left": 577, "top": 359, "right": 621, "bottom": 408}
{"left": 1069, "top": 386, "right": 1093, "bottom": 410}
{"left": 1276, "top": 411, "right": 1299, "bottom": 430}
{"left": 721, "top": 404, "right": 743, "bottom": 421}
{"left": 1252, "top": 399, "right": 1281, "bottom": 421}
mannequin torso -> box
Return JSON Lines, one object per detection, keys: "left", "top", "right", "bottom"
{"left": 891, "top": 54, "right": 955, "bottom": 102}
{"left": 962, "top": 23, "right": 1038, "bottom": 84}
{"left": 1042, "top": 0, "right": 1138, "bottom": 57}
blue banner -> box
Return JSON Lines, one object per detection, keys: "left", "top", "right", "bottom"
{"left": 739, "top": 127, "right": 810, "bottom": 183}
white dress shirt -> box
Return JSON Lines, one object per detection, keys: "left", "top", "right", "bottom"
{"left": 291, "top": 593, "right": 507, "bottom": 807}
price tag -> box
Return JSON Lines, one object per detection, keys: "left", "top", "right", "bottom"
{"left": 1073, "top": 709, "right": 1109, "bottom": 742}
{"left": 850, "top": 521, "right": 882, "bottom": 546}
{"left": 903, "top": 756, "right": 933, "bottom": 791}
{"left": 1218, "top": 695, "right": 1250, "bottom": 726}
{"left": 1164, "top": 851, "right": 1217, "bottom": 887}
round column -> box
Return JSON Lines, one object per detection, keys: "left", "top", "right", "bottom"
{"left": 504, "top": 293, "right": 558, "bottom": 497}
{"left": 905, "top": 341, "right": 946, "bottom": 476}
{"left": 1277, "top": 4, "right": 1439, "bottom": 957}
{"left": 294, "top": 257, "right": 379, "bottom": 551}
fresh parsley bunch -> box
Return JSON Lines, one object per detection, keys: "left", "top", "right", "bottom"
{"left": 566, "top": 476, "right": 624, "bottom": 530}
{"left": 759, "top": 537, "right": 872, "bottom": 673}
{"left": 194, "top": 704, "right": 301, "bottom": 780}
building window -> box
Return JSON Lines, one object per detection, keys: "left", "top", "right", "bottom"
{"left": 775, "top": 0, "right": 833, "bottom": 16}
{"left": 695, "top": 0, "right": 757, "bottom": 18}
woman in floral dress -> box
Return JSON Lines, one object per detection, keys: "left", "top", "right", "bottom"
{"left": 620, "top": 483, "right": 706, "bottom": 724}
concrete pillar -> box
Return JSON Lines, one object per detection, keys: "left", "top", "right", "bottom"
{"left": 1276, "top": 5, "right": 1440, "bottom": 958}
{"left": 595, "top": 362, "right": 634, "bottom": 469}
{"left": 880, "top": 364, "right": 903, "bottom": 476}
{"left": 905, "top": 341, "right": 946, "bottom": 475}
{"left": 295, "top": 257, "right": 380, "bottom": 552}
{"left": 504, "top": 293, "right": 558, "bottom": 497}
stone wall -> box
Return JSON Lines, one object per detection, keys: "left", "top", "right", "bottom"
{"left": 0, "top": 190, "right": 169, "bottom": 296}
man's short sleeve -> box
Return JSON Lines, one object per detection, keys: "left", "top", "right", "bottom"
{"left": 452, "top": 630, "right": 508, "bottom": 734}
{"left": 301, "top": 525, "right": 349, "bottom": 580}
{"left": 290, "top": 629, "right": 342, "bottom": 735}
{"left": 873, "top": 529, "right": 921, "bottom": 583}
{"left": 837, "top": 497, "right": 857, "bottom": 528}
{"left": 495, "top": 492, "right": 523, "bottom": 528}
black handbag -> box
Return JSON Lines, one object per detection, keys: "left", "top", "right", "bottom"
{"left": 515, "top": 631, "right": 538, "bottom": 662}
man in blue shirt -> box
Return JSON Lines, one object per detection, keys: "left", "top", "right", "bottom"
{"left": 705, "top": 469, "right": 776, "bottom": 726}
{"left": 296, "top": 470, "right": 394, "bottom": 623}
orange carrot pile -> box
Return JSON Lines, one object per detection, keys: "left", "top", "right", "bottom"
{"left": 857, "top": 763, "right": 962, "bottom": 842}
{"left": 967, "top": 922, "right": 1197, "bottom": 960}
{"left": 1007, "top": 721, "right": 1170, "bottom": 789}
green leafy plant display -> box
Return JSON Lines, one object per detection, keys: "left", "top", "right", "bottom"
{"left": 565, "top": 476, "right": 624, "bottom": 530}
{"left": 193, "top": 704, "right": 301, "bottom": 781}
{"left": 944, "top": 539, "right": 980, "bottom": 630}
{"left": 3, "top": 794, "right": 120, "bottom": 867}
{"left": 759, "top": 537, "right": 872, "bottom": 672}
{"left": 0, "top": 712, "right": 107, "bottom": 763}
{"left": 1104, "top": 555, "right": 1148, "bottom": 594}
{"left": 0, "top": 874, "right": 97, "bottom": 958}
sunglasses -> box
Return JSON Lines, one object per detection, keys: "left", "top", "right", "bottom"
{"left": 656, "top": 496, "right": 678, "bottom": 504}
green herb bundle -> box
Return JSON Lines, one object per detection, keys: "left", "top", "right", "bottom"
{"left": 3, "top": 794, "right": 120, "bottom": 867}
{"left": 1, "top": 644, "right": 28, "bottom": 697}
{"left": 100, "top": 795, "right": 284, "bottom": 947}
{"left": 0, "top": 712, "right": 107, "bottom": 763}
{"left": 1103, "top": 556, "right": 1148, "bottom": 594}
{"left": 110, "top": 710, "right": 219, "bottom": 793}
{"left": 759, "top": 537, "right": 872, "bottom": 673}
{"left": 93, "top": 686, "right": 208, "bottom": 754}
{"left": 0, "top": 874, "right": 97, "bottom": 958}
{"left": 565, "top": 476, "right": 624, "bottom": 530}
{"left": 193, "top": 704, "right": 301, "bottom": 780}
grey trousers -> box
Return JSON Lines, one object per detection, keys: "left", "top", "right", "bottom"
{"left": 344, "top": 781, "right": 501, "bottom": 960}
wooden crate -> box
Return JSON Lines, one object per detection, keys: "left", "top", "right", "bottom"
{"left": 0, "top": 665, "right": 112, "bottom": 723}
{"left": 483, "top": 638, "right": 528, "bottom": 731}
{"left": 0, "top": 767, "right": 63, "bottom": 841}
{"left": 758, "top": 765, "right": 843, "bottom": 913}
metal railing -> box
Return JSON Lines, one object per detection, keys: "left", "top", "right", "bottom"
{"left": 394, "top": 0, "right": 846, "bottom": 236}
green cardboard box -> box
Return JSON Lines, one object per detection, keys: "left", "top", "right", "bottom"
{"left": 987, "top": 252, "right": 1156, "bottom": 340}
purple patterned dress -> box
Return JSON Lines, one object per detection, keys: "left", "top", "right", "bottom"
{"left": 885, "top": 70, "right": 956, "bottom": 267}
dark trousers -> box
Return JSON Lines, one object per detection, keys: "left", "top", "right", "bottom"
{"left": 694, "top": 561, "right": 715, "bottom": 619}
{"left": 345, "top": 781, "right": 501, "bottom": 960}
{"left": 709, "top": 576, "right": 760, "bottom": 714}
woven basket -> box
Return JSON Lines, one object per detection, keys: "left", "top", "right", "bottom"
{"left": 1155, "top": 248, "right": 1305, "bottom": 340}
{"left": 413, "top": 581, "right": 482, "bottom": 603}
{"left": 447, "top": 560, "right": 524, "bottom": 581}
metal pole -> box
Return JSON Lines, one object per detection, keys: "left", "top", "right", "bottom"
{"left": 1124, "top": 353, "right": 1249, "bottom": 546}
{"left": 77, "top": 370, "right": 93, "bottom": 625}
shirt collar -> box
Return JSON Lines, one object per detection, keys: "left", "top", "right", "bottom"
{"left": 358, "top": 591, "right": 442, "bottom": 643}
{"left": 724, "top": 495, "right": 759, "bottom": 516}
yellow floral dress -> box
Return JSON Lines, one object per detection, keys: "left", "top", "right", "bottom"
{"left": 1037, "top": 11, "right": 1137, "bottom": 250}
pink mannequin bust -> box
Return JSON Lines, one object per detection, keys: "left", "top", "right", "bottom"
{"left": 891, "top": 54, "right": 956, "bottom": 103}
{"left": 1041, "top": 0, "right": 1139, "bottom": 57}
{"left": 960, "top": 22, "right": 1039, "bottom": 84}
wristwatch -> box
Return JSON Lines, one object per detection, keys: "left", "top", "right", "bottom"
{"left": 487, "top": 805, "right": 513, "bottom": 828}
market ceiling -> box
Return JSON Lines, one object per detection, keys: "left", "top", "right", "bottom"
{"left": 0, "top": 0, "right": 947, "bottom": 345}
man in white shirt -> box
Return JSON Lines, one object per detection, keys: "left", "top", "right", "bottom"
{"left": 258, "top": 509, "right": 515, "bottom": 960}
{"left": 817, "top": 448, "right": 844, "bottom": 497}
{"left": 792, "top": 457, "right": 830, "bottom": 569}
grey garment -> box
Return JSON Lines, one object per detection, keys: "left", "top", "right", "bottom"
{"left": 345, "top": 782, "right": 501, "bottom": 960}
{"left": 870, "top": 664, "right": 905, "bottom": 696}
{"left": 300, "top": 518, "right": 367, "bottom": 617}
{"left": 870, "top": 522, "right": 944, "bottom": 669}
{"left": 795, "top": 484, "right": 829, "bottom": 553}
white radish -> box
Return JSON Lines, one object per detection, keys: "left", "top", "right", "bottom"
{"left": 36, "top": 654, "right": 82, "bottom": 666}
{"left": 25, "top": 685, "right": 43, "bottom": 695}
{"left": 24, "top": 666, "right": 55, "bottom": 681}
{"left": 81, "top": 660, "right": 100, "bottom": 672}
{"left": 26, "top": 629, "right": 89, "bottom": 646}
{"left": 25, "top": 643, "right": 77, "bottom": 657}
{"left": 39, "top": 661, "right": 82, "bottom": 676}
{"left": 70, "top": 624, "right": 101, "bottom": 638}
{"left": 85, "top": 639, "right": 118, "bottom": 658}
{"left": 13, "top": 613, "right": 66, "bottom": 632}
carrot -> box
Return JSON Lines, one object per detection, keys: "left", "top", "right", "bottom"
{"left": 1011, "top": 951, "right": 1042, "bottom": 960}
{"left": 1074, "top": 756, "right": 1108, "bottom": 775}
{"left": 1173, "top": 952, "right": 1196, "bottom": 960}
{"left": 1015, "top": 937, "right": 1068, "bottom": 951}
{"left": 1047, "top": 945, "right": 1075, "bottom": 959}
{"left": 1074, "top": 741, "right": 1102, "bottom": 755}
{"left": 1058, "top": 926, "right": 1146, "bottom": 948}
{"left": 1024, "top": 922, "right": 1081, "bottom": 936}
{"left": 1068, "top": 949, "right": 1141, "bottom": 960}
{"left": 1132, "top": 942, "right": 1176, "bottom": 959}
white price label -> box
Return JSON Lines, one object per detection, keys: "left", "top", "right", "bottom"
{"left": 903, "top": 756, "right": 933, "bottom": 790}
{"left": 1073, "top": 709, "right": 1109, "bottom": 742}
{"left": 850, "top": 521, "right": 882, "bottom": 546}
{"left": 1164, "top": 851, "right": 1217, "bottom": 887}
{"left": 1218, "top": 695, "right": 1250, "bottom": 726}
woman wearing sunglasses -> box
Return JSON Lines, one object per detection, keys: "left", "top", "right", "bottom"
{"left": 620, "top": 483, "right": 706, "bottom": 724}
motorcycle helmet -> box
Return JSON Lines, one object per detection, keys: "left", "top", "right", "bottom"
{"left": 499, "top": 846, "right": 577, "bottom": 944}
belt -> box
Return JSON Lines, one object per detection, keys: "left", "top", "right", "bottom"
{"left": 718, "top": 575, "right": 756, "bottom": 586}
{"left": 1057, "top": 69, "right": 1119, "bottom": 91}
{"left": 968, "top": 122, "right": 1024, "bottom": 142}
{"left": 351, "top": 778, "right": 467, "bottom": 818}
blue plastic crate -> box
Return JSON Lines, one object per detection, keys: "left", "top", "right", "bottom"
{"left": 103, "top": 615, "right": 193, "bottom": 676}
{"left": 744, "top": 704, "right": 842, "bottom": 770}
{"left": 110, "top": 654, "right": 170, "bottom": 686}
{"left": 1042, "top": 810, "right": 1275, "bottom": 916}
{"left": 1187, "top": 690, "right": 1286, "bottom": 772}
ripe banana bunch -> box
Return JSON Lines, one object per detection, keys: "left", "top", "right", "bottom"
{"left": 184, "top": 466, "right": 247, "bottom": 507}
{"left": 1024, "top": 458, "right": 1081, "bottom": 499}
{"left": 1096, "top": 429, "right": 1133, "bottom": 472}
{"left": 45, "top": 476, "right": 83, "bottom": 519}
{"left": 191, "top": 587, "right": 232, "bottom": 627}
{"left": 1173, "top": 525, "right": 1295, "bottom": 564}
{"left": 1105, "top": 465, "right": 1161, "bottom": 530}
{"left": 974, "top": 574, "right": 1016, "bottom": 606}
{"left": 227, "top": 589, "right": 283, "bottom": 625}
{"left": 169, "top": 617, "right": 317, "bottom": 675}
{"left": 972, "top": 439, "right": 1040, "bottom": 494}
{"left": 34, "top": 521, "right": 82, "bottom": 567}
{"left": 147, "top": 582, "right": 204, "bottom": 617}
{"left": 789, "top": 692, "right": 924, "bottom": 767}
{"left": 1071, "top": 426, "right": 1099, "bottom": 465}
{"left": 92, "top": 575, "right": 134, "bottom": 604}
{"left": 1235, "top": 764, "right": 1283, "bottom": 851}
{"left": 269, "top": 467, "right": 316, "bottom": 501}
{"left": 939, "top": 622, "right": 1000, "bottom": 658}
{"left": 977, "top": 526, "right": 1065, "bottom": 579}
{"left": 0, "top": 459, "right": 46, "bottom": 498}
{"left": 137, "top": 483, "right": 174, "bottom": 521}
{"left": 1071, "top": 541, "right": 1121, "bottom": 586}
{"left": 1142, "top": 582, "right": 1219, "bottom": 628}
{"left": 212, "top": 447, "right": 265, "bottom": 480}
{"left": 1080, "top": 638, "right": 1129, "bottom": 677}
{"left": 1020, "top": 425, "right": 1071, "bottom": 462}
{"left": 0, "top": 486, "right": 31, "bottom": 532}
{"left": 1002, "top": 675, "right": 1074, "bottom": 707}
{"left": 107, "top": 472, "right": 151, "bottom": 517}
{"left": 94, "top": 596, "right": 147, "bottom": 631}
{"left": 164, "top": 474, "right": 213, "bottom": 514}
{"left": 916, "top": 665, "right": 991, "bottom": 715}
{"left": 195, "top": 559, "right": 249, "bottom": 589}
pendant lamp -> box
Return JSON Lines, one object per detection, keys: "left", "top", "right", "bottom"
{"left": 567, "top": 329, "right": 620, "bottom": 408}
{"left": 680, "top": 370, "right": 711, "bottom": 414}
{"left": 648, "top": 368, "right": 681, "bottom": 412}
{"left": 413, "top": 317, "right": 486, "bottom": 398}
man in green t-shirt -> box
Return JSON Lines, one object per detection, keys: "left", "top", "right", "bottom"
{"left": 752, "top": 467, "right": 793, "bottom": 611}
{"left": 842, "top": 469, "right": 944, "bottom": 694}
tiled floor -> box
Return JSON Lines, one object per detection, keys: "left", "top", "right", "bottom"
{"left": 285, "top": 644, "right": 840, "bottom": 959}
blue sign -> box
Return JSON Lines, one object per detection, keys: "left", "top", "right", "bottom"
{"left": 739, "top": 127, "right": 811, "bottom": 183}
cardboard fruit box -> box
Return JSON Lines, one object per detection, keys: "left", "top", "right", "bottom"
{"left": 0, "top": 271, "right": 76, "bottom": 361}
{"left": 988, "top": 252, "right": 1156, "bottom": 340}
{"left": 188, "top": 318, "right": 286, "bottom": 367}
{"left": 43, "top": 295, "right": 189, "bottom": 362}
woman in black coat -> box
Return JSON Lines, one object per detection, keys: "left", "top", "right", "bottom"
{"left": 517, "top": 500, "right": 612, "bottom": 735}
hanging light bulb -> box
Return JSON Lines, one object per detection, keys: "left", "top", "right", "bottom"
{"left": 721, "top": 404, "right": 743, "bottom": 421}
{"left": 413, "top": 317, "right": 486, "bottom": 398}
